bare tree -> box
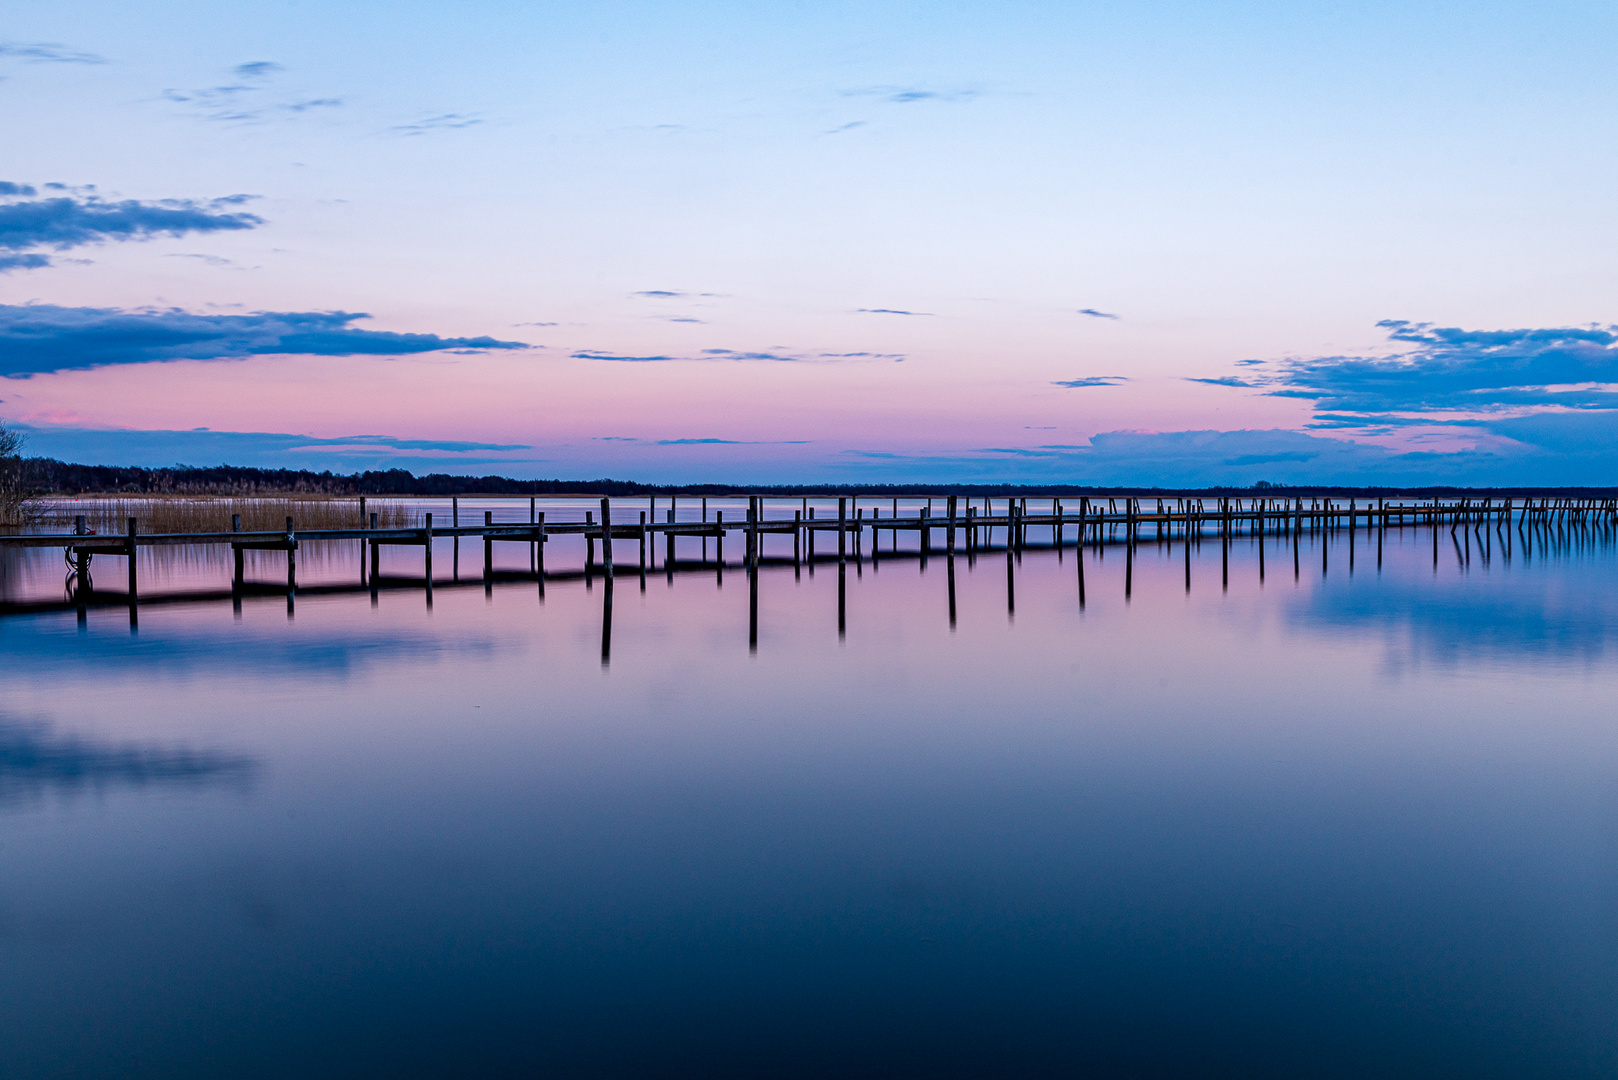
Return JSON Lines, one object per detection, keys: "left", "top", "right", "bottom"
{"left": 0, "top": 421, "right": 26, "bottom": 525}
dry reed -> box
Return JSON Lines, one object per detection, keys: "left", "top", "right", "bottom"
{"left": 32, "top": 496, "right": 417, "bottom": 535}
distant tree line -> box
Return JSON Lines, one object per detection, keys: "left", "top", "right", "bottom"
{"left": 8, "top": 450, "right": 1618, "bottom": 499}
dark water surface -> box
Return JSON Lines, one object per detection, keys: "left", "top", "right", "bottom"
{"left": 3, "top": 517, "right": 1617, "bottom": 1077}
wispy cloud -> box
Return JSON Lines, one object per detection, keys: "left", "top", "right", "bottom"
{"left": 842, "top": 85, "right": 981, "bottom": 105}
{"left": 1077, "top": 308, "right": 1119, "bottom": 320}
{"left": 596, "top": 435, "right": 810, "bottom": 447}
{"left": 11, "top": 422, "right": 539, "bottom": 472}
{"left": 232, "top": 61, "right": 282, "bottom": 79}
{"left": 0, "top": 41, "right": 106, "bottom": 65}
{"left": 0, "top": 305, "right": 528, "bottom": 376}
{"left": 1053, "top": 376, "right": 1127, "bottom": 388}
{"left": 858, "top": 308, "right": 931, "bottom": 316}
{"left": 825, "top": 121, "right": 867, "bottom": 135}
{"left": 388, "top": 112, "right": 480, "bottom": 136}
{"left": 1186, "top": 376, "right": 1257, "bottom": 387}
{"left": 575, "top": 346, "right": 903, "bottom": 364}
{"left": 162, "top": 62, "right": 343, "bottom": 124}
{"left": 0, "top": 186, "right": 261, "bottom": 271}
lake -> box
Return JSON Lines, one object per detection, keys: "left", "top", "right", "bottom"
{"left": 2, "top": 502, "right": 1616, "bottom": 1077}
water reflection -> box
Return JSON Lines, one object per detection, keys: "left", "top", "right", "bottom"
{"left": 0, "top": 716, "right": 257, "bottom": 805}
{"left": 1293, "top": 570, "right": 1618, "bottom": 668}
{"left": 0, "top": 618, "right": 505, "bottom": 679}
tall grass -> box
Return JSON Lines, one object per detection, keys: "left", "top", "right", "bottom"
{"left": 31, "top": 496, "right": 418, "bottom": 535}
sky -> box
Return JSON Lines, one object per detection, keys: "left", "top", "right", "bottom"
{"left": 3, "top": 0, "right": 1618, "bottom": 485}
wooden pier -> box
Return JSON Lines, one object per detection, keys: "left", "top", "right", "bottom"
{"left": 3, "top": 494, "right": 1614, "bottom": 622}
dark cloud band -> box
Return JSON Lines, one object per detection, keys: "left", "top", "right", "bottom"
{"left": 0, "top": 305, "right": 528, "bottom": 376}
{"left": 0, "top": 187, "right": 262, "bottom": 270}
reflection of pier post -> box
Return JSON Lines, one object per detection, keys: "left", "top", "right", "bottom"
{"left": 126, "top": 517, "right": 138, "bottom": 630}
{"left": 947, "top": 553, "right": 956, "bottom": 629}
{"left": 837, "top": 560, "right": 846, "bottom": 640}
{"left": 1006, "top": 547, "right": 1015, "bottom": 619}
{"left": 1125, "top": 529, "right": 1133, "bottom": 601}
{"left": 600, "top": 577, "right": 613, "bottom": 667}
{"left": 749, "top": 553, "right": 758, "bottom": 653}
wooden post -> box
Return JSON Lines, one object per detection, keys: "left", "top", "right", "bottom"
{"left": 586, "top": 510, "right": 595, "bottom": 572}
{"left": 600, "top": 498, "right": 613, "bottom": 578}
{"left": 947, "top": 495, "right": 958, "bottom": 553}
{"left": 1068, "top": 499, "right": 1081, "bottom": 599}
{"left": 285, "top": 516, "right": 297, "bottom": 595}
{"left": 232, "top": 513, "right": 244, "bottom": 588}
{"left": 536, "top": 511, "right": 546, "bottom": 579}
{"left": 838, "top": 497, "right": 847, "bottom": 560}
{"left": 126, "top": 517, "right": 139, "bottom": 618}
{"left": 423, "top": 512, "right": 433, "bottom": 588}
{"left": 452, "top": 496, "right": 459, "bottom": 528}
{"left": 748, "top": 497, "right": 758, "bottom": 570}
{"left": 794, "top": 510, "right": 802, "bottom": 566}
{"left": 715, "top": 510, "right": 724, "bottom": 566}
{"left": 359, "top": 496, "right": 367, "bottom": 526}
{"left": 484, "top": 510, "right": 494, "bottom": 578}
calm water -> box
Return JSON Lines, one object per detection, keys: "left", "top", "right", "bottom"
{"left": 3, "top": 508, "right": 1617, "bottom": 1077}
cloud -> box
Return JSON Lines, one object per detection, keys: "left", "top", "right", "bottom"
{"left": 0, "top": 253, "right": 50, "bottom": 272}
{"left": 574, "top": 347, "right": 903, "bottom": 364}
{"left": 0, "top": 305, "right": 528, "bottom": 376}
{"left": 162, "top": 62, "right": 343, "bottom": 123}
{"left": 573, "top": 350, "right": 678, "bottom": 363}
{"left": 843, "top": 86, "right": 981, "bottom": 105}
{"left": 1077, "top": 308, "right": 1119, "bottom": 320}
{"left": 858, "top": 308, "right": 930, "bottom": 316}
{"left": 1053, "top": 376, "right": 1127, "bottom": 388}
{"left": 164, "top": 252, "right": 240, "bottom": 267}
{"left": 1186, "top": 376, "right": 1258, "bottom": 387}
{"left": 0, "top": 42, "right": 106, "bottom": 65}
{"left": 633, "top": 290, "right": 684, "bottom": 298}
{"left": 10, "top": 422, "right": 539, "bottom": 472}
{"left": 1266, "top": 320, "right": 1618, "bottom": 415}
{"left": 0, "top": 188, "right": 261, "bottom": 270}
{"left": 825, "top": 121, "right": 867, "bottom": 135}
{"left": 233, "top": 60, "right": 283, "bottom": 79}
{"left": 388, "top": 113, "right": 480, "bottom": 135}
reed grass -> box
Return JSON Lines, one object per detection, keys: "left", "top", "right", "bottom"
{"left": 31, "top": 496, "right": 417, "bottom": 535}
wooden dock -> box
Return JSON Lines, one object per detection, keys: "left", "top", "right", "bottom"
{"left": 2, "top": 494, "right": 1613, "bottom": 623}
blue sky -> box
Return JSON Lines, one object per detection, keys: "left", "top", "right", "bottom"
{"left": 2, "top": 1, "right": 1617, "bottom": 483}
